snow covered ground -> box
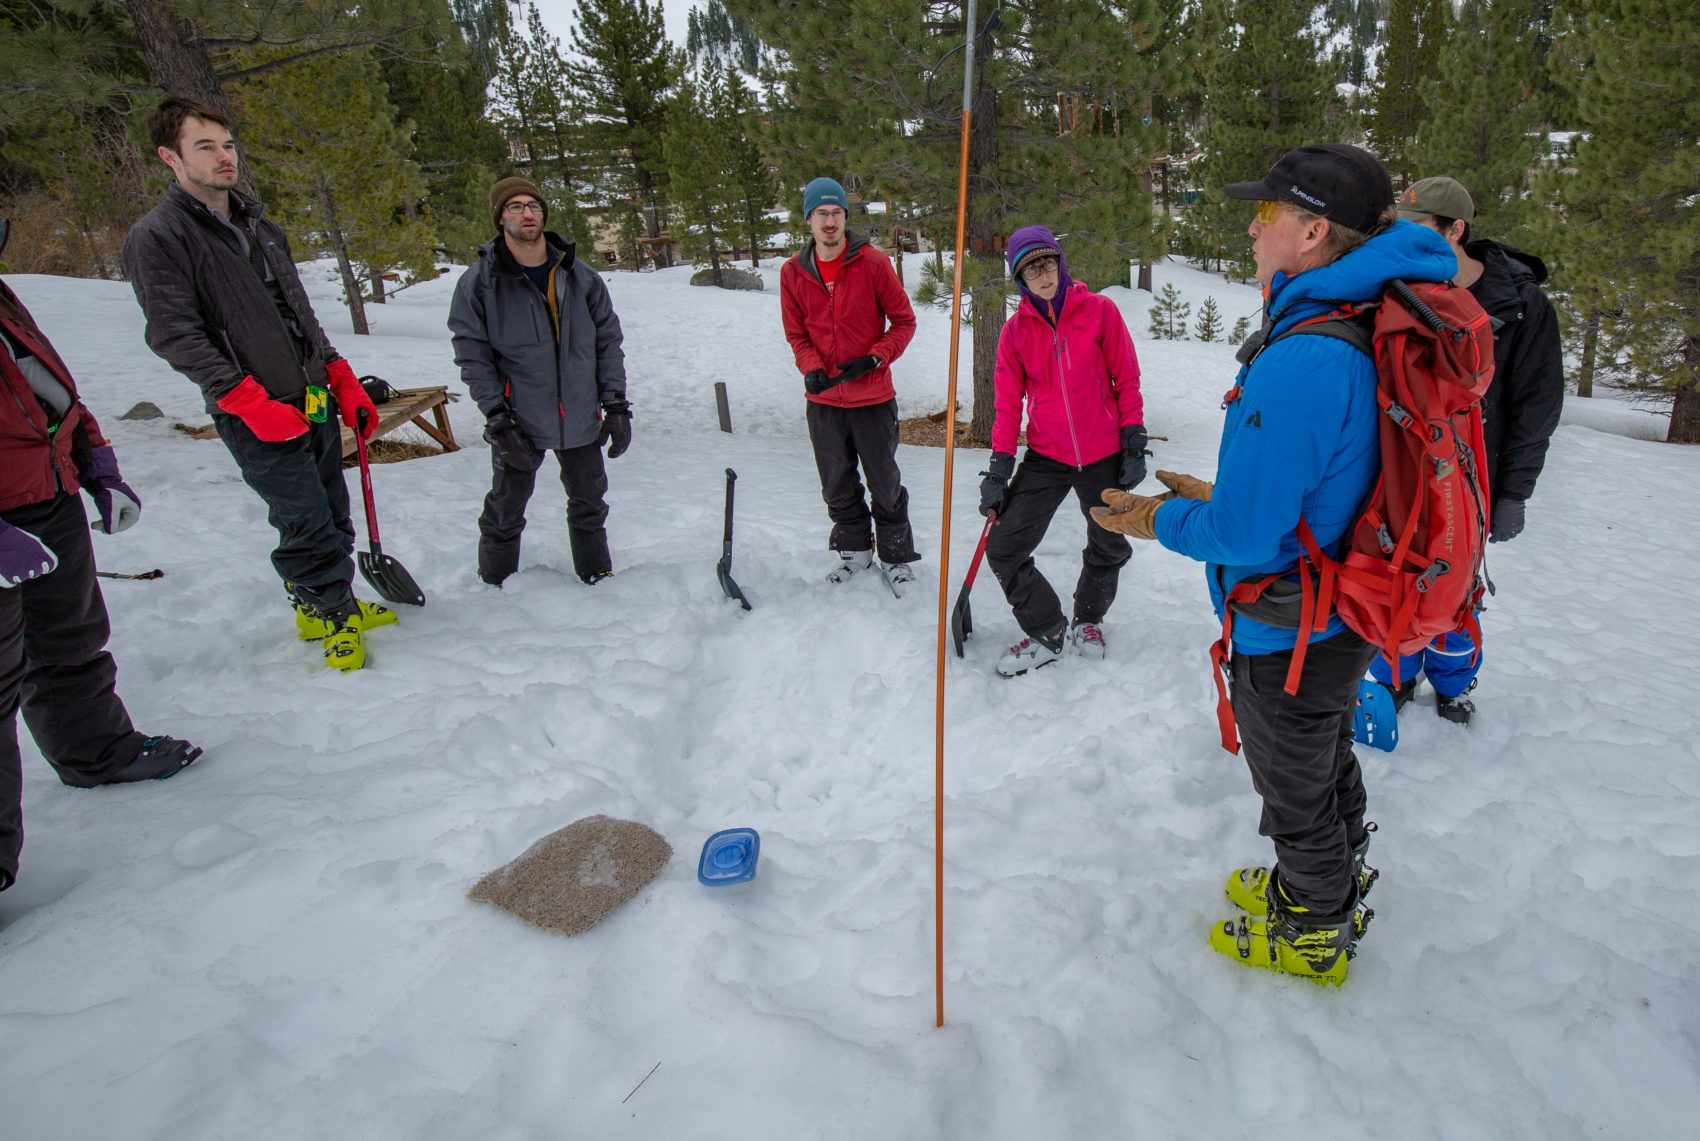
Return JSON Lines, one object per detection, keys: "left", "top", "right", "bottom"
{"left": 2, "top": 254, "right": 1696, "bottom": 1140}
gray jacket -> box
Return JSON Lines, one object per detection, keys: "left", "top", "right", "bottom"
{"left": 122, "top": 183, "right": 338, "bottom": 412}
{"left": 448, "top": 232, "right": 626, "bottom": 450}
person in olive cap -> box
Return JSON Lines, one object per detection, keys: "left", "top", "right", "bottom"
{"left": 1366, "top": 175, "right": 1564, "bottom": 725}
{"left": 1091, "top": 143, "right": 1457, "bottom": 984}
{"left": 780, "top": 176, "right": 920, "bottom": 591}
{"left": 449, "top": 177, "right": 629, "bottom": 587}
{"left": 4, "top": 215, "right": 202, "bottom": 896}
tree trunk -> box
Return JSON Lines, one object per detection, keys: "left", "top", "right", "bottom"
{"left": 967, "top": 77, "right": 1001, "bottom": 444}
{"left": 1576, "top": 308, "right": 1598, "bottom": 398}
{"left": 120, "top": 0, "right": 259, "bottom": 199}
{"left": 893, "top": 230, "right": 904, "bottom": 288}
{"left": 1669, "top": 331, "right": 1700, "bottom": 444}
{"left": 371, "top": 270, "right": 387, "bottom": 304}
{"left": 1138, "top": 262, "right": 1153, "bottom": 292}
{"left": 319, "top": 179, "right": 369, "bottom": 336}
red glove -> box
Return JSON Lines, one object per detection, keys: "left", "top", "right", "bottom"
{"left": 326, "top": 358, "right": 378, "bottom": 440}
{"left": 216, "top": 375, "right": 309, "bottom": 442}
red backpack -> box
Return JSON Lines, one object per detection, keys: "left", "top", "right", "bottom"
{"left": 1211, "top": 279, "right": 1496, "bottom": 754}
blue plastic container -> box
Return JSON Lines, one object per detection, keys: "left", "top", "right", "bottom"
{"left": 698, "top": 827, "right": 760, "bottom": 886}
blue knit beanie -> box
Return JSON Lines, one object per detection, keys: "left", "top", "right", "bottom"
{"left": 803, "top": 177, "right": 848, "bottom": 220}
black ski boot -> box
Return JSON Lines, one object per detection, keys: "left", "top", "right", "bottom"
{"left": 1387, "top": 676, "right": 1417, "bottom": 711}
{"left": 106, "top": 736, "right": 203, "bottom": 783}
{"left": 1436, "top": 680, "right": 1477, "bottom": 725}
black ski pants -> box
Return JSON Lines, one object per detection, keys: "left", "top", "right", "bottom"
{"left": 2, "top": 492, "right": 149, "bottom": 881}
{"left": 478, "top": 442, "right": 610, "bottom": 585}
{"left": 806, "top": 398, "right": 916, "bottom": 563}
{"left": 215, "top": 408, "right": 355, "bottom": 618}
{"left": 986, "top": 450, "right": 1131, "bottom": 641}
{"left": 1231, "top": 629, "right": 1378, "bottom": 915}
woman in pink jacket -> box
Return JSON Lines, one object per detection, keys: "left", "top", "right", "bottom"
{"left": 979, "top": 225, "right": 1149, "bottom": 676}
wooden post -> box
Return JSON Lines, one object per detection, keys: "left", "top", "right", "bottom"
{"left": 714, "top": 381, "right": 733, "bottom": 433}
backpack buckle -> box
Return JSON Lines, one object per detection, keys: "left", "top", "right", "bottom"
{"left": 1414, "top": 558, "right": 1451, "bottom": 593}
{"left": 1385, "top": 402, "right": 1413, "bottom": 428}
{"left": 1375, "top": 523, "right": 1393, "bottom": 554}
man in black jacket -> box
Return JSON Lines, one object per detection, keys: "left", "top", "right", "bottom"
{"left": 448, "top": 177, "right": 628, "bottom": 588}
{"left": 1371, "top": 176, "right": 1565, "bottom": 723}
{"left": 122, "top": 97, "right": 393, "bottom": 672}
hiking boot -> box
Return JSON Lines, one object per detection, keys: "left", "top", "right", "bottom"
{"left": 323, "top": 621, "right": 365, "bottom": 672}
{"left": 1385, "top": 676, "right": 1417, "bottom": 711}
{"left": 1437, "top": 681, "right": 1476, "bottom": 724}
{"left": 105, "top": 735, "right": 203, "bottom": 783}
{"left": 997, "top": 625, "right": 1066, "bottom": 677}
{"left": 1069, "top": 621, "right": 1107, "bottom": 660}
{"left": 827, "top": 549, "right": 873, "bottom": 584}
{"left": 1224, "top": 823, "right": 1379, "bottom": 915}
{"left": 294, "top": 598, "right": 398, "bottom": 640}
{"left": 580, "top": 570, "right": 614, "bottom": 586}
{"left": 1209, "top": 875, "right": 1362, "bottom": 986}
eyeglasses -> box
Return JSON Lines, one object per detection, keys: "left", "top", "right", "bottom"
{"left": 1019, "top": 256, "right": 1059, "bottom": 282}
{"left": 504, "top": 201, "right": 545, "bottom": 215}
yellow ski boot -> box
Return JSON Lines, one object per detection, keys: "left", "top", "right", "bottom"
{"left": 1224, "top": 824, "right": 1378, "bottom": 915}
{"left": 294, "top": 598, "right": 398, "bottom": 640}
{"left": 1209, "top": 872, "right": 1361, "bottom": 986}
{"left": 322, "top": 621, "right": 365, "bottom": 672}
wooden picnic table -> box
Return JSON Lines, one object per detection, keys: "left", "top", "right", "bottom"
{"left": 178, "top": 385, "right": 460, "bottom": 459}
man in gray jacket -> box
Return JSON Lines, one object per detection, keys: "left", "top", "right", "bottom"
{"left": 122, "top": 97, "right": 390, "bottom": 673}
{"left": 449, "top": 177, "right": 629, "bottom": 587}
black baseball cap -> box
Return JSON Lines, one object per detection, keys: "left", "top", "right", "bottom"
{"left": 1223, "top": 144, "right": 1395, "bottom": 234}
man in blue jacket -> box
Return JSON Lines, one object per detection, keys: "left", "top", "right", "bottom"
{"left": 1092, "top": 144, "right": 1456, "bottom": 984}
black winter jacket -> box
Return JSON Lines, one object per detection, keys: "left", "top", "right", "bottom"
{"left": 1466, "top": 240, "right": 1563, "bottom": 505}
{"left": 448, "top": 232, "right": 626, "bottom": 451}
{"left": 122, "top": 184, "right": 339, "bottom": 412}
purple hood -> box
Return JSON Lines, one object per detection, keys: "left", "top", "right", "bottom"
{"left": 1006, "top": 224, "right": 1074, "bottom": 325}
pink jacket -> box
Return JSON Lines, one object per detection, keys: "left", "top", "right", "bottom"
{"left": 991, "top": 282, "right": 1143, "bottom": 464}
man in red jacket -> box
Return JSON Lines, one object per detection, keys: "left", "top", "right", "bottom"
{"left": 2, "top": 218, "right": 201, "bottom": 895}
{"left": 780, "top": 177, "right": 919, "bottom": 589}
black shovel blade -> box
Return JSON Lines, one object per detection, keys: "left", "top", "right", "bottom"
{"left": 717, "top": 557, "right": 752, "bottom": 611}
{"left": 360, "top": 549, "right": 426, "bottom": 607}
{"left": 950, "top": 587, "right": 972, "bottom": 658}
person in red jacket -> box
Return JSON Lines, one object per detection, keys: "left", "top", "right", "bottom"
{"left": 978, "top": 226, "right": 1148, "bottom": 676}
{"left": 780, "top": 177, "right": 920, "bottom": 589}
{"left": 1, "top": 218, "right": 201, "bottom": 895}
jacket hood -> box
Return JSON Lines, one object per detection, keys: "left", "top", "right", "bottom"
{"left": 1006, "top": 224, "right": 1074, "bottom": 324}
{"left": 1267, "top": 219, "right": 1457, "bottom": 321}
{"left": 480, "top": 230, "right": 577, "bottom": 276}
{"left": 798, "top": 229, "right": 872, "bottom": 280}
{"left": 1466, "top": 240, "right": 1546, "bottom": 317}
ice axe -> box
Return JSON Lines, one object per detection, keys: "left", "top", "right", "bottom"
{"left": 354, "top": 406, "right": 426, "bottom": 607}
{"left": 716, "top": 468, "right": 751, "bottom": 611}
{"left": 950, "top": 511, "right": 996, "bottom": 658}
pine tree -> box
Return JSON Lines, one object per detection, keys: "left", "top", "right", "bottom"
{"left": 664, "top": 61, "right": 740, "bottom": 284}
{"left": 239, "top": 51, "right": 437, "bottom": 335}
{"left": 567, "top": 0, "right": 686, "bottom": 265}
{"left": 1186, "top": 0, "right": 1340, "bottom": 280}
{"left": 1368, "top": 0, "right": 1450, "bottom": 184}
{"left": 1194, "top": 295, "right": 1223, "bottom": 342}
{"left": 713, "top": 66, "right": 779, "bottom": 269}
{"left": 1408, "top": 0, "right": 1547, "bottom": 247}
{"left": 488, "top": 4, "right": 593, "bottom": 251}
{"left": 1231, "top": 313, "right": 1253, "bottom": 342}
{"left": 1543, "top": 0, "right": 1699, "bottom": 442}
{"left": 1148, "top": 283, "right": 1191, "bottom": 340}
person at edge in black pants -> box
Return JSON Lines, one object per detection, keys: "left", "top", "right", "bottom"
{"left": 448, "top": 177, "right": 629, "bottom": 589}
{"left": 978, "top": 224, "right": 1148, "bottom": 677}
{"left": 2, "top": 221, "right": 201, "bottom": 896}
{"left": 122, "top": 97, "right": 391, "bottom": 673}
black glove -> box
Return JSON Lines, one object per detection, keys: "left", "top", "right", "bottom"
{"left": 1118, "top": 424, "right": 1150, "bottom": 490}
{"left": 484, "top": 409, "right": 542, "bottom": 471}
{"left": 598, "top": 400, "right": 632, "bottom": 459}
{"left": 979, "top": 452, "right": 1015, "bottom": 517}
{"left": 833, "top": 355, "right": 880, "bottom": 383}
{"left": 804, "top": 369, "right": 834, "bottom": 396}
{"left": 1489, "top": 497, "right": 1525, "bottom": 543}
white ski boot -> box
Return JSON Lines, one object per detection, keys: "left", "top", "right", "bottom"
{"left": 997, "top": 627, "right": 1066, "bottom": 677}
{"left": 1070, "top": 621, "right": 1107, "bottom": 659}
{"left": 826, "top": 549, "right": 873, "bottom": 584}
{"left": 881, "top": 561, "right": 916, "bottom": 598}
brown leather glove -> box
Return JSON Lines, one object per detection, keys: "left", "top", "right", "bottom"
{"left": 1154, "top": 469, "right": 1213, "bottom": 502}
{"left": 1090, "top": 488, "right": 1163, "bottom": 540}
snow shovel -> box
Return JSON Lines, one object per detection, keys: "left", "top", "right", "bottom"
{"left": 1351, "top": 679, "right": 1399, "bottom": 752}
{"left": 950, "top": 511, "right": 997, "bottom": 658}
{"left": 716, "top": 468, "right": 751, "bottom": 610}
{"left": 354, "top": 406, "right": 426, "bottom": 607}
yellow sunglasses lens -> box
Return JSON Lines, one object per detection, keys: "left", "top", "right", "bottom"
{"left": 1255, "top": 199, "right": 1282, "bottom": 224}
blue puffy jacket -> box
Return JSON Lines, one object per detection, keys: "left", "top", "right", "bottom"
{"left": 1154, "top": 221, "right": 1457, "bottom": 654}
